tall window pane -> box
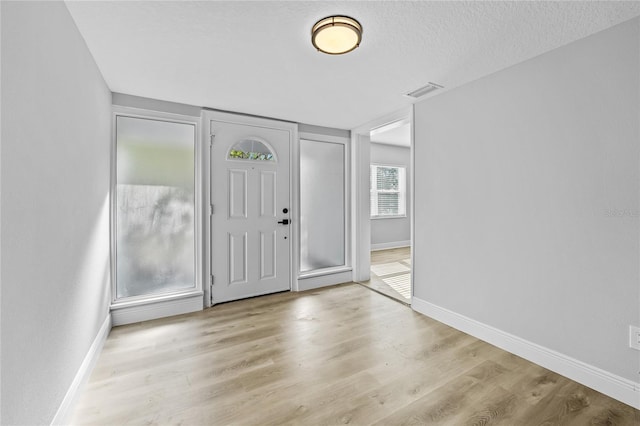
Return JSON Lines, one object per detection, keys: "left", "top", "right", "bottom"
{"left": 116, "top": 116, "right": 195, "bottom": 299}
{"left": 300, "top": 139, "right": 345, "bottom": 272}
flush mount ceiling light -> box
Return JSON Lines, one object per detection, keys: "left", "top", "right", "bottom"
{"left": 311, "top": 15, "right": 362, "bottom": 55}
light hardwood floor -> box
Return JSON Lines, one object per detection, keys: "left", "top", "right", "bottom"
{"left": 71, "top": 284, "right": 639, "bottom": 425}
{"left": 360, "top": 247, "right": 412, "bottom": 304}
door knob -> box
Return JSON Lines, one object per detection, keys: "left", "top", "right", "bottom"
{"left": 278, "top": 219, "right": 290, "bottom": 225}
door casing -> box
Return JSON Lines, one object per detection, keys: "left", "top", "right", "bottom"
{"left": 350, "top": 107, "right": 415, "bottom": 296}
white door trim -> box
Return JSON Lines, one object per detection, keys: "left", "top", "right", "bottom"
{"left": 202, "top": 110, "right": 297, "bottom": 306}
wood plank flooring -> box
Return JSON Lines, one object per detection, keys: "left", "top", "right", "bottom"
{"left": 70, "top": 284, "right": 639, "bottom": 425}
{"left": 360, "top": 247, "right": 412, "bottom": 304}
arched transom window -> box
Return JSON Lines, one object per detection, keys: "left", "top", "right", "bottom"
{"left": 228, "top": 137, "right": 276, "bottom": 162}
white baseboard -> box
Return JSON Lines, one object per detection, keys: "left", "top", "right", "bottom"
{"left": 411, "top": 297, "right": 640, "bottom": 409}
{"left": 297, "top": 270, "right": 353, "bottom": 292}
{"left": 51, "top": 313, "right": 112, "bottom": 425}
{"left": 111, "top": 292, "right": 203, "bottom": 326}
{"left": 371, "top": 240, "right": 410, "bottom": 251}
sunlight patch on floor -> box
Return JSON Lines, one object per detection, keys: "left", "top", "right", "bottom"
{"left": 371, "top": 262, "right": 410, "bottom": 276}
{"left": 382, "top": 273, "right": 411, "bottom": 299}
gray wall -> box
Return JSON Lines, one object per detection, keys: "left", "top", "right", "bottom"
{"left": 1, "top": 2, "right": 112, "bottom": 424}
{"left": 370, "top": 142, "right": 411, "bottom": 248}
{"left": 113, "top": 92, "right": 201, "bottom": 117}
{"left": 414, "top": 17, "right": 639, "bottom": 382}
{"left": 299, "top": 123, "right": 350, "bottom": 139}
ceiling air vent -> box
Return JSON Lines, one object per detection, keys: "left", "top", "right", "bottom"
{"left": 405, "top": 82, "right": 443, "bottom": 99}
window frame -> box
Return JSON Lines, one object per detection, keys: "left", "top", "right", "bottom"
{"left": 370, "top": 163, "right": 407, "bottom": 219}
{"left": 111, "top": 106, "right": 203, "bottom": 307}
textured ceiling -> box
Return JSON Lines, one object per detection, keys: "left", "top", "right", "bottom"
{"left": 65, "top": 1, "right": 640, "bottom": 129}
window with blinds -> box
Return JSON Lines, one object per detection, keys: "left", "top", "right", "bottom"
{"left": 370, "top": 165, "right": 406, "bottom": 218}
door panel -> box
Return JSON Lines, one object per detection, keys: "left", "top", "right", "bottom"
{"left": 209, "top": 113, "right": 291, "bottom": 303}
{"left": 228, "top": 232, "right": 247, "bottom": 284}
{"left": 260, "top": 231, "right": 277, "bottom": 279}
{"left": 228, "top": 169, "right": 247, "bottom": 218}
{"left": 260, "top": 171, "right": 277, "bottom": 217}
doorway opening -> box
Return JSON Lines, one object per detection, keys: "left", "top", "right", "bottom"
{"left": 352, "top": 112, "right": 413, "bottom": 305}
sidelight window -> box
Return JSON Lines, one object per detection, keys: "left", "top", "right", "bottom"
{"left": 300, "top": 139, "right": 346, "bottom": 272}
{"left": 115, "top": 115, "right": 196, "bottom": 299}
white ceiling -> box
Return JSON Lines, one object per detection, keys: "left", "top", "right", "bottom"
{"left": 370, "top": 122, "right": 411, "bottom": 147}
{"left": 65, "top": 1, "right": 640, "bottom": 130}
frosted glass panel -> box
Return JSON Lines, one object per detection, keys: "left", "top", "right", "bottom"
{"left": 300, "top": 140, "right": 345, "bottom": 272}
{"left": 116, "top": 116, "right": 195, "bottom": 299}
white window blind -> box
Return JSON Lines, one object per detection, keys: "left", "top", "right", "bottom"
{"left": 370, "top": 165, "right": 406, "bottom": 218}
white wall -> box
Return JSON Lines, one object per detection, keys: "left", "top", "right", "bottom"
{"left": 414, "top": 15, "right": 639, "bottom": 392}
{"left": 112, "top": 92, "right": 201, "bottom": 117}
{"left": 299, "top": 123, "right": 350, "bottom": 140}
{"left": 370, "top": 142, "right": 411, "bottom": 249}
{"left": 1, "top": 2, "right": 112, "bottom": 424}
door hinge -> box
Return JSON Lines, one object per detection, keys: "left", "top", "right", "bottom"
{"left": 209, "top": 275, "right": 214, "bottom": 305}
{"left": 210, "top": 204, "right": 215, "bottom": 215}
{"left": 210, "top": 134, "right": 215, "bottom": 146}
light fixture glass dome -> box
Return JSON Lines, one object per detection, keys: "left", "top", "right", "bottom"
{"left": 311, "top": 16, "right": 362, "bottom": 55}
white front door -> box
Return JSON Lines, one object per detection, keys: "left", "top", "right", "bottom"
{"left": 207, "top": 112, "right": 293, "bottom": 303}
